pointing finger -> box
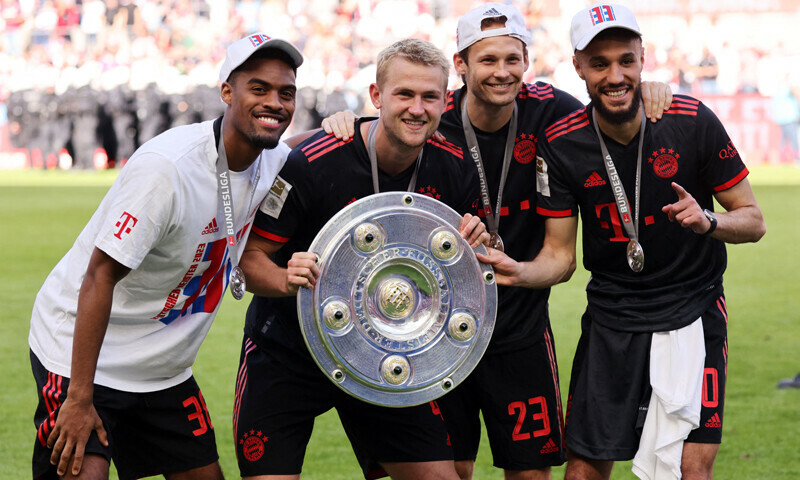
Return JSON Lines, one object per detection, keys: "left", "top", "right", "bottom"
{"left": 671, "top": 182, "right": 688, "bottom": 200}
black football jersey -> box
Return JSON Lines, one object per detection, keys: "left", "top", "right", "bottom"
{"left": 438, "top": 83, "right": 583, "bottom": 353}
{"left": 245, "top": 117, "right": 481, "bottom": 347}
{"left": 536, "top": 95, "right": 748, "bottom": 332}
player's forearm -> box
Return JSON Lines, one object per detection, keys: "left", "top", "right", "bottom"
{"left": 514, "top": 216, "right": 578, "bottom": 289}
{"left": 284, "top": 128, "right": 321, "bottom": 149}
{"left": 69, "top": 264, "right": 116, "bottom": 401}
{"left": 710, "top": 205, "right": 766, "bottom": 244}
{"left": 240, "top": 249, "right": 297, "bottom": 297}
{"left": 516, "top": 247, "right": 576, "bottom": 289}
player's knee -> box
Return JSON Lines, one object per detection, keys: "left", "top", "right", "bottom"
{"left": 681, "top": 442, "right": 718, "bottom": 480}
{"left": 454, "top": 459, "right": 474, "bottom": 480}
{"left": 165, "top": 461, "right": 224, "bottom": 480}
{"left": 504, "top": 466, "right": 552, "bottom": 480}
{"left": 380, "top": 460, "right": 460, "bottom": 480}
{"left": 681, "top": 458, "right": 715, "bottom": 480}
{"left": 564, "top": 453, "right": 612, "bottom": 480}
{"left": 61, "top": 453, "right": 110, "bottom": 480}
{"left": 681, "top": 466, "right": 714, "bottom": 480}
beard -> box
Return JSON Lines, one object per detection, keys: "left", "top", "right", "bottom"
{"left": 237, "top": 107, "right": 289, "bottom": 151}
{"left": 254, "top": 135, "right": 280, "bottom": 150}
{"left": 589, "top": 82, "right": 642, "bottom": 124}
{"left": 246, "top": 125, "right": 285, "bottom": 150}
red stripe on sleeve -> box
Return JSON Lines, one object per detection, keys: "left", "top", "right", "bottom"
{"left": 672, "top": 97, "right": 700, "bottom": 106}
{"left": 536, "top": 206, "right": 573, "bottom": 217}
{"left": 307, "top": 140, "right": 350, "bottom": 162}
{"left": 301, "top": 135, "right": 338, "bottom": 155}
{"left": 547, "top": 118, "right": 590, "bottom": 142}
{"left": 427, "top": 139, "right": 463, "bottom": 158}
{"left": 664, "top": 108, "right": 698, "bottom": 116}
{"left": 714, "top": 167, "right": 749, "bottom": 192}
{"left": 545, "top": 109, "right": 586, "bottom": 136}
{"left": 252, "top": 225, "right": 290, "bottom": 243}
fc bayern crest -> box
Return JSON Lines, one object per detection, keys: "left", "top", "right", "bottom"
{"left": 513, "top": 134, "right": 537, "bottom": 164}
{"left": 649, "top": 148, "right": 679, "bottom": 179}
{"left": 240, "top": 430, "right": 268, "bottom": 462}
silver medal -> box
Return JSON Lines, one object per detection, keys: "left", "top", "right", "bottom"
{"left": 230, "top": 265, "right": 246, "bottom": 300}
{"left": 488, "top": 232, "right": 504, "bottom": 252}
{"left": 626, "top": 240, "right": 644, "bottom": 273}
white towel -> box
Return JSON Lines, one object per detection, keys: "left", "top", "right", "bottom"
{"left": 632, "top": 317, "right": 706, "bottom": 480}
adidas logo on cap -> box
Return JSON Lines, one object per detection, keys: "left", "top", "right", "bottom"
{"left": 456, "top": 2, "right": 531, "bottom": 52}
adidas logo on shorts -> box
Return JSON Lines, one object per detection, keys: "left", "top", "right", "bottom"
{"left": 540, "top": 438, "right": 559, "bottom": 454}
{"left": 704, "top": 413, "right": 722, "bottom": 428}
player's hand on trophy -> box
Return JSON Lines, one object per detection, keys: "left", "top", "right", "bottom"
{"left": 662, "top": 182, "right": 710, "bottom": 234}
{"left": 286, "top": 252, "right": 320, "bottom": 294}
{"left": 475, "top": 248, "right": 522, "bottom": 286}
{"left": 641, "top": 81, "right": 673, "bottom": 123}
{"left": 459, "top": 213, "right": 490, "bottom": 248}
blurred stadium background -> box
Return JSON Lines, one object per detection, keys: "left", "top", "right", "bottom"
{"left": 2, "top": 2, "right": 799, "bottom": 478}
{"left": 1, "top": 0, "right": 799, "bottom": 170}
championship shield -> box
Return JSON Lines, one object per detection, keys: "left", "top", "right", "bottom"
{"left": 297, "top": 192, "right": 497, "bottom": 407}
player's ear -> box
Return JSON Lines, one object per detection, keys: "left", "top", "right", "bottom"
{"left": 572, "top": 55, "right": 585, "bottom": 80}
{"left": 522, "top": 47, "right": 530, "bottom": 73}
{"left": 454, "top": 52, "right": 467, "bottom": 76}
{"left": 221, "top": 81, "right": 233, "bottom": 106}
{"left": 369, "top": 83, "right": 382, "bottom": 110}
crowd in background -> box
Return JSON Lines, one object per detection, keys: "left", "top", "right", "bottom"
{"left": 2, "top": 0, "right": 800, "bottom": 168}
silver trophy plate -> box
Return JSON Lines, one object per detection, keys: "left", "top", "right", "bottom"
{"left": 298, "top": 192, "right": 497, "bottom": 407}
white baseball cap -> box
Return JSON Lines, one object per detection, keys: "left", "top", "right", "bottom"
{"left": 456, "top": 3, "right": 531, "bottom": 52}
{"left": 570, "top": 4, "right": 641, "bottom": 52}
{"left": 219, "top": 33, "right": 304, "bottom": 84}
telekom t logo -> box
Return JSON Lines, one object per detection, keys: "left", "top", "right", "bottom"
{"left": 114, "top": 212, "right": 138, "bottom": 239}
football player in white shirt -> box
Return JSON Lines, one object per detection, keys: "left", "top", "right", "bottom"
{"left": 29, "top": 33, "right": 303, "bottom": 480}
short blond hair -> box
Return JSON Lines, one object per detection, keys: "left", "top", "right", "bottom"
{"left": 376, "top": 39, "right": 449, "bottom": 90}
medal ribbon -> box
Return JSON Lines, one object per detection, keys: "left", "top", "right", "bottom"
{"left": 366, "top": 120, "right": 422, "bottom": 194}
{"left": 460, "top": 98, "right": 517, "bottom": 236}
{"left": 592, "top": 107, "right": 646, "bottom": 247}
{"left": 213, "top": 117, "right": 261, "bottom": 284}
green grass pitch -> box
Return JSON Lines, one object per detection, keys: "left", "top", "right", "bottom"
{"left": 1, "top": 167, "right": 798, "bottom": 479}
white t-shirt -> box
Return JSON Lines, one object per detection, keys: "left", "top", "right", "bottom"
{"left": 29, "top": 119, "right": 290, "bottom": 392}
